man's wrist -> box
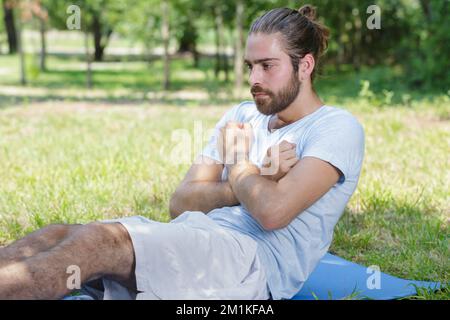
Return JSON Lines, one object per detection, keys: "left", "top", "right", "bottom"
{"left": 227, "top": 160, "right": 260, "bottom": 187}
{"left": 220, "top": 179, "right": 238, "bottom": 204}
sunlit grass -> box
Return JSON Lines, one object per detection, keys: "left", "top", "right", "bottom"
{"left": 0, "top": 54, "right": 448, "bottom": 299}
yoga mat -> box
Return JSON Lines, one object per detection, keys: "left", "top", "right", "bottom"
{"left": 291, "top": 253, "right": 441, "bottom": 300}
{"left": 63, "top": 253, "right": 442, "bottom": 300}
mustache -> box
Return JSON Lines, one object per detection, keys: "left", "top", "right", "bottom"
{"left": 251, "top": 86, "right": 272, "bottom": 95}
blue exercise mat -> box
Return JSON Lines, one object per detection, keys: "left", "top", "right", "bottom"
{"left": 63, "top": 253, "right": 442, "bottom": 300}
{"left": 291, "top": 253, "right": 441, "bottom": 300}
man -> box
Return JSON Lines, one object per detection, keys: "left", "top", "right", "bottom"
{"left": 0, "top": 5, "right": 364, "bottom": 300}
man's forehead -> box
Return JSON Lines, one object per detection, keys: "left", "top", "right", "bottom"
{"left": 245, "top": 33, "right": 286, "bottom": 62}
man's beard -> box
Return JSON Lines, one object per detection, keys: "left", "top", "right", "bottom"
{"left": 251, "top": 72, "right": 301, "bottom": 116}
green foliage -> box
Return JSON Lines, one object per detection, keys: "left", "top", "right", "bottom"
{"left": 358, "top": 80, "right": 395, "bottom": 108}
{"left": 0, "top": 6, "right": 5, "bottom": 53}
{"left": 400, "top": 0, "right": 450, "bottom": 90}
{"left": 3, "top": 0, "right": 448, "bottom": 90}
{"left": 432, "top": 91, "right": 450, "bottom": 121}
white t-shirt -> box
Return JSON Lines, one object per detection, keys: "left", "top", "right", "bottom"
{"left": 201, "top": 101, "right": 365, "bottom": 299}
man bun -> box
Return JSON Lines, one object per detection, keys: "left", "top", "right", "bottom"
{"left": 298, "top": 4, "right": 317, "bottom": 21}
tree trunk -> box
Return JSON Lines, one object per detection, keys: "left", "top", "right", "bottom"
{"left": 161, "top": 0, "right": 170, "bottom": 90}
{"left": 39, "top": 17, "right": 47, "bottom": 72}
{"left": 193, "top": 50, "right": 200, "bottom": 68}
{"left": 234, "top": 0, "right": 244, "bottom": 96}
{"left": 2, "top": 0, "right": 17, "bottom": 54}
{"left": 178, "top": 21, "right": 195, "bottom": 50}
{"left": 216, "top": 6, "right": 228, "bottom": 82}
{"left": 85, "top": 31, "right": 92, "bottom": 89}
{"left": 223, "top": 45, "right": 229, "bottom": 83}
{"left": 213, "top": 7, "right": 221, "bottom": 79}
{"left": 419, "top": 0, "right": 432, "bottom": 23}
{"left": 91, "top": 14, "right": 112, "bottom": 62}
{"left": 177, "top": 20, "right": 199, "bottom": 68}
{"left": 15, "top": 10, "right": 26, "bottom": 85}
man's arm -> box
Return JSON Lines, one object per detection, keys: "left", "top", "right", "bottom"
{"left": 228, "top": 157, "right": 341, "bottom": 230}
{"left": 169, "top": 155, "right": 239, "bottom": 219}
{"left": 169, "top": 140, "right": 300, "bottom": 219}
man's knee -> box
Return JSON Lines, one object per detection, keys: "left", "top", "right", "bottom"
{"left": 42, "top": 223, "right": 79, "bottom": 234}
{"left": 80, "top": 222, "right": 133, "bottom": 253}
{"left": 37, "top": 223, "right": 82, "bottom": 241}
{"left": 79, "top": 222, "right": 135, "bottom": 283}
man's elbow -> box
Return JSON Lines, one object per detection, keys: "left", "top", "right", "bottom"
{"left": 257, "top": 204, "right": 289, "bottom": 231}
{"left": 168, "top": 192, "right": 185, "bottom": 219}
{"left": 259, "top": 217, "right": 288, "bottom": 231}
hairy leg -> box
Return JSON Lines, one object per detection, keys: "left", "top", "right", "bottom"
{"left": 0, "top": 224, "right": 82, "bottom": 268}
{"left": 0, "top": 222, "right": 136, "bottom": 300}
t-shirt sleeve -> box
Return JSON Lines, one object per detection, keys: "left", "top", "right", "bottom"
{"left": 301, "top": 114, "right": 365, "bottom": 184}
{"left": 199, "top": 103, "right": 242, "bottom": 163}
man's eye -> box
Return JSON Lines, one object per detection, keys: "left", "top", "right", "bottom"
{"left": 263, "top": 64, "right": 272, "bottom": 70}
{"left": 246, "top": 64, "right": 253, "bottom": 70}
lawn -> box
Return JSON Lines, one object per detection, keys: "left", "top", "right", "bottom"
{"left": 0, "top": 53, "right": 448, "bottom": 299}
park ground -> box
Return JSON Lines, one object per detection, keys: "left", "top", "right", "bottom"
{"left": 0, "top": 51, "right": 448, "bottom": 299}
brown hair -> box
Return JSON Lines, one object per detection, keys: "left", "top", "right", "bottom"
{"left": 249, "top": 4, "right": 330, "bottom": 82}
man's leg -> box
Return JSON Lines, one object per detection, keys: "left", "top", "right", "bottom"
{"left": 0, "top": 224, "right": 82, "bottom": 268}
{"left": 0, "top": 222, "right": 136, "bottom": 300}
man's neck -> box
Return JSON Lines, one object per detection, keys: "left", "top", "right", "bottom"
{"left": 276, "top": 84, "right": 323, "bottom": 125}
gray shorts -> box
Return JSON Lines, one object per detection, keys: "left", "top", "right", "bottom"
{"left": 96, "top": 211, "right": 270, "bottom": 300}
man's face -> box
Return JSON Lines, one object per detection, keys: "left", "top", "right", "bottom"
{"left": 244, "top": 33, "right": 301, "bottom": 115}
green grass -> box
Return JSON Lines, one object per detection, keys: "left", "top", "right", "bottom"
{"left": 0, "top": 53, "right": 448, "bottom": 299}
{"left": 0, "top": 53, "right": 232, "bottom": 91}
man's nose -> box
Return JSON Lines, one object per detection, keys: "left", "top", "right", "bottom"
{"left": 248, "top": 66, "right": 264, "bottom": 87}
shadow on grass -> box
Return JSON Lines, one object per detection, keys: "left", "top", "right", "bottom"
{"left": 1, "top": 54, "right": 448, "bottom": 111}
{"left": 330, "top": 192, "right": 448, "bottom": 287}
{"left": 0, "top": 93, "right": 238, "bottom": 110}
{"left": 0, "top": 53, "right": 234, "bottom": 92}
{"left": 7, "top": 69, "right": 230, "bottom": 92}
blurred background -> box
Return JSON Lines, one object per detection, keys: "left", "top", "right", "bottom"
{"left": 0, "top": 0, "right": 448, "bottom": 299}
{"left": 0, "top": 0, "right": 449, "bottom": 101}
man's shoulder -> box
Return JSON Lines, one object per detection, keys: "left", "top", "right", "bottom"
{"left": 235, "top": 100, "right": 259, "bottom": 116}
{"left": 321, "top": 105, "right": 357, "bottom": 119}
{"left": 224, "top": 101, "right": 259, "bottom": 122}
{"left": 318, "top": 105, "right": 364, "bottom": 131}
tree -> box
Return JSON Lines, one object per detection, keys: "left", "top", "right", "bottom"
{"left": 46, "top": 0, "right": 124, "bottom": 62}
{"left": 172, "top": 0, "right": 200, "bottom": 67}
{"left": 47, "top": 1, "right": 93, "bottom": 87}
{"left": 37, "top": 6, "right": 47, "bottom": 71}
{"left": 32, "top": 0, "right": 49, "bottom": 71}
{"left": 15, "top": 7, "right": 25, "bottom": 84}
{"left": 8, "top": 0, "right": 28, "bottom": 85}
{"left": 84, "top": 29, "right": 92, "bottom": 89}
{"left": 161, "top": 0, "right": 170, "bottom": 90}
{"left": 0, "top": 7, "right": 4, "bottom": 53}
{"left": 234, "top": 0, "right": 244, "bottom": 95}
{"left": 90, "top": 10, "right": 112, "bottom": 61}
{"left": 406, "top": 0, "right": 450, "bottom": 89}
{"left": 86, "top": 0, "right": 124, "bottom": 62}
{"left": 213, "top": 4, "right": 230, "bottom": 81}
{"left": 2, "top": 0, "right": 17, "bottom": 54}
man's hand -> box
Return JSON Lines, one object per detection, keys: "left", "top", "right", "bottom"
{"left": 261, "top": 140, "right": 299, "bottom": 182}
{"left": 218, "top": 121, "right": 253, "bottom": 170}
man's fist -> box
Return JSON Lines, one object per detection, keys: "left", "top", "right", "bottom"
{"left": 261, "top": 140, "right": 299, "bottom": 182}
{"left": 218, "top": 121, "right": 253, "bottom": 167}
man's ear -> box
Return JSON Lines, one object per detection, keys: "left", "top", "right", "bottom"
{"left": 298, "top": 54, "right": 315, "bottom": 81}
